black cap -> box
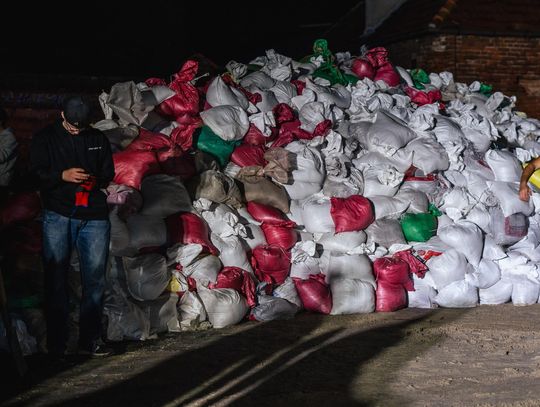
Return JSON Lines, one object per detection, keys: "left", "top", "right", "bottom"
{"left": 62, "top": 96, "right": 91, "bottom": 129}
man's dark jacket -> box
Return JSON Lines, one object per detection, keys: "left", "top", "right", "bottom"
{"left": 30, "top": 120, "right": 115, "bottom": 220}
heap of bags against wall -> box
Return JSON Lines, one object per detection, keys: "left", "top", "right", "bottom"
{"left": 7, "top": 43, "right": 540, "bottom": 344}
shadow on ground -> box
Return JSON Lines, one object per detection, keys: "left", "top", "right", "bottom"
{"left": 2, "top": 308, "right": 469, "bottom": 406}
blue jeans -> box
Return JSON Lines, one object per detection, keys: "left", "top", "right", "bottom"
{"left": 42, "top": 210, "right": 110, "bottom": 354}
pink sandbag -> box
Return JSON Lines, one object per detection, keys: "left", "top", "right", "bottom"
{"left": 113, "top": 150, "right": 160, "bottom": 190}
{"left": 169, "top": 121, "right": 201, "bottom": 152}
{"left": 373, "top": 257, "right": 414, "bottom": 291}
{"left": 261, "top": 223, "right": 298, "bottom": 250}
{"left": 251, "top": 245, "right": 291, "bottom": 286}
{"left": 246, "top": 201, "right": 294, "bottom": 226}
{"left": 231, "top": 145, "right": 267, "bottom": 167}
{"left": 293, "top": 273, "right": 332, "bottom": 314}
{"left": 393, "top": 249, "right": 428, "bottom": 278}
{"left": 155, "top": 60, "right": 200, "bottom": 120}
{"left": 374, "top": 62, "right": 401, "bottom": 87}
{"left": 209, "top": 266, "right": 257, "bottom": 308}
{"left": 166, "top": 212, "right": 218, "bottom": 255}
{"left": 351, "top": 58, "right": 375, "bottom": 80}
{"left": 125, "top": 128, "right": 171, "bottom": 152}
{"left": 404, "top": 86, "right": 442, "bottom": 106}
{"left": 0, "top": 191, "right": 41, "bottom": 226}
{"left": 330, "top": 195, "right": 375, "bottom": 233}
{"left": 376, "top": 283, "right": 407, "bottom": 312}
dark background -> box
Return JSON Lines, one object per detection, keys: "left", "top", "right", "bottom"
{"left": 2, "top": 1, "right": 363, "bottom": 79}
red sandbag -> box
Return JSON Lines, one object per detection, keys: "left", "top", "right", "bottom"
{"left": 155, "top": 60, "right": 200, "bottom": 120}
{"left": 157, "top": 147, "right": 197, "bottom": 180}
{"left": 272, "top": 103, "right": 296, "bottom": 125}
{"left": 231, "top": 145, "right": 267, "bottom": 167}
{"left": 0, "top": 191, "right": 41, "bottom": 226}
{"left": 404, "top": 86, "right": 442, "bottom": 106}
{"left": 293, "top": 273, "right": 332, "bottom": 314}
{"left": 246, "top": 201, "right": 293, "bottom": 226}
{"left": 242, "top": 124, "right": 271, "bottom": 146}
{"left": 145, "top": 78, "right": 167, "bottom": 87}
{"left": 251, "top": 245, "right": 291, "bottom": 286}
{"left": 373, "top": 257, "right": 414, "bottom": 291}
{"left": 169, "top": 122, "right": 200, "bottom": 152}
{"left": 125, "top": 128, "right": 171, "bottom": 152}
{"left": 365, "top": 47, "right": 389, "bottom": 68}
{"left": 166, "top": 212, "right": 218, "bottom": 255}
{"left": 374, "top": 62, "right": 401, "bottom": 87}
{"left": 261, "top": 223, "right": 298, "bottom": 250}
{"left": 330, "top": 195, "right": 375, "bottom": 233}
{"left": 209, "top": 266, "right": 257, "bottom": 307}
{"left": 113, "top": 150, "right": 160, "bottom": 190}
{"left": 290, "top": 80, "right": 306, "bottom": 95}
{"left": 351, "top": 58, "right": 375, "bottom": 80}
{"left": 393, "top": 249, "right": 428, "bottom": 278}
{"left": 312, "top": 119, "right": 332, "bottom": 138}
{"left": 376, "top": 283, "right": 407, "bottom": 312}
{"left": 271, "top": 120, "right": 312, "bottom": 148}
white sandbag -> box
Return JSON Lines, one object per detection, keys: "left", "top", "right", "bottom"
{"left": 433, "top": 115, "right": 465, "bottom": 145}
{"left": 353, "top": 149, "right": 413, "bottom": 173}
{"left": 241, "top": 224, "right": 267, "bottom": 250}
{"left": 408, "top": 273, "right": 438, "bottom": 309}
{"left": 483, "top": 235, "right": 507, "bottom": 261}
{"left": 438, "top": 221, "right": 484, "bottom": 267}
{"left": 126, "top": 214, "right": 167, "bottom": 250}
{"left": 434, "top": 280, "right": 478, "bottom": 308}
{"left": 205, "top": 76, "right": 250, "bottom": 110}
{"left": 479, "top": 279, "right": 513, "bottom": 305}
{"left": 404, "top": 136, "right": 449, "bottom": 174}
{"left": 251, "top": 295, "right": 299, "bottom": 321}
{"left": 330, "top": 278, "right": 375, "bottom": 315}
{"left": 200, "top": 105, "right": 249, "bottom": 141}
{"left": 299, "top": 101, "right": 329, "bottom": 133}
{"left": 394, "top": 187, "right": 429, "bottom": 214}
{"left": 511, "top": 276, "right": 540, "bottom": 306}
{"left": 365, "top": 218, "right": 406, "bottom": 248}
{"left": 178, "top": 290, "right": 208, "bottom": 331}
{"left": 363, "top": 110, "right": 416, "bottom": 155}
{"left": 426, "top": 249, "right": 469, "bottom": 290}
{"left": 284, "top": 141, "right": 326, "bottom": 184}
{"left": 487, "top": 181, "right": 534, "bottom": 217}
{"left": 439, "top": 187, "right": 475, "bottom": 221}
{"left": 269, "top": 80, "right": 297, "bottom": 104}
{"left": 197, "top": 286, "right": 249, "bottom": 329}
{"left": 256, "top": 90, "right": 280, "bottom": 112}
{"left": 273, "top": 277, "right": 303, "bottom": 308}
{"left": 103, "top": 280, "right": 151, "bottom": 341}
{"left": 465, "top": 259, "right": 501, "bottom": 289}
{"left": 140, "top": 174, "right": 193, "bottom": 218}
{"left": 484, "top": 149, "right": 523, "bottom": 182}
{"left": 240, "top": 71, "right": 276, "bottom": 90}
{"left": 123, "top": 254, "right": 170, "bottom": 301}
{"left": 320, "top": 251, "right": 375, "bottom": 288}
{"left": 465, "top": 204, "right": 491, "bottom": 233}
{"left": 289, "top": 241, "right": 322, "bottom": 280}
{"left": 305, "top": 79, "right": 351, "bottom": 109}
{"left": 284, "top": 179, "right": 323, "bottom": 200}
{"left": 202, "top": 210, "right": 247, "bottom": 239}
{"left": 300, "top": 196, "right": 335, "bottom": 233}
{"left": 166, "top": 243, "right": 221, "bottom": 285}
{"left": 210, "top": 234, "right": 253, "bottom": 273}
{"left": 362, "top": 165, "right": 403, "bottom": 197}
{"left": 315, "top": 230, "right": 367, "bottom": 253}
{"left": 368, "top": 195, "right": 409, "bottom": 219}
{"left": 138, "top": 292, "right": 181, "bottom": 334}
{"left": 488, "top": 207, "right": 529, "bottom": 246}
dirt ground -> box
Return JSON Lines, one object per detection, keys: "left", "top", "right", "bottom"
{"left": 2, "top": 304, "right": 540, "bottom": 407}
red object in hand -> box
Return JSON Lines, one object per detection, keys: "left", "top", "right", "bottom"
{"left": 75, "top": 175, "right": 97, "bottom": 207}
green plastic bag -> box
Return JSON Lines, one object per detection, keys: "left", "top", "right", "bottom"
{"left": 302, "top": 39, "right": 357, "bottom": 86}
{"left": 195, "top": 126, "right": 240, "bottom": 168}
{"left": 400, "top": 204, "right": 440, "bottom": 242}
{"left": 479, "top": 83, "right": 493, "bottom": 96}
{"left": 410, "top": 68, "right": 430, "bottom": 90}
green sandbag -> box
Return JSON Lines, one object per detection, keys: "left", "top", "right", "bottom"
{"left": 410, "top": 68, "right": 430, "bottom": 90}
{"left": 400, "top": 212, "right": 438, "bottom": 242}
{"left": 195, "top": 126, "right": 240, "bottom": 168}
{"left": 479, "top": 83, "right": 493, "bottom": 96}
{"left": 302, "top": 38, "right": 356, "bottom": 86}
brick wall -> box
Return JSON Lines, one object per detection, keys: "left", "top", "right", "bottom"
{"left": 385, "top": 34, "right": 540, "bottom": 119}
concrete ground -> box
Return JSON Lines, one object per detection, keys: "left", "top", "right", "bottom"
{"left": 2, "top": 304, "right": 540, "bottom": 407}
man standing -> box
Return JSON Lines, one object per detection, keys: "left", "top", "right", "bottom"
{"left": 30, "top": 95, "right": 115, "bottom": 357}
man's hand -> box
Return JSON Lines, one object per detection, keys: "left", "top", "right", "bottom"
{"left": 62, "top": 168, "right": 90, "bottom": 183}
{"left": 519, "top": 184, "right": 532, "bottom": 202}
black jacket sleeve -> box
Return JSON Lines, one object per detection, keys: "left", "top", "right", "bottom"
{"left": 29, "top": 131, "right": 63, "bottom": 190}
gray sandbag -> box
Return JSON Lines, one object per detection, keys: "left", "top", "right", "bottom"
{"left": 187, "top": 170, "right": 243, "bottom": 209}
